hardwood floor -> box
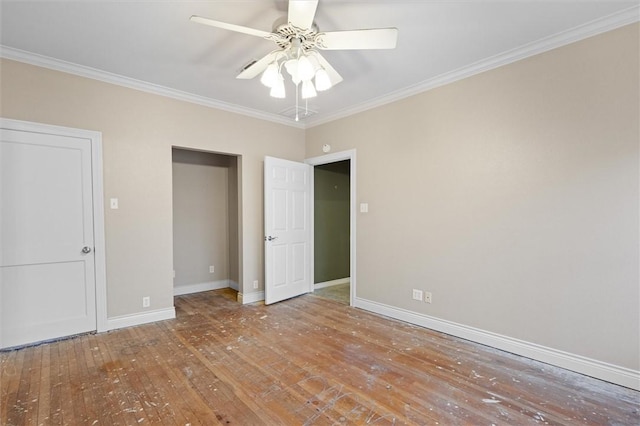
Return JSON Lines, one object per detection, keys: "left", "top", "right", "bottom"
{"left": 311, "top": 283, "right": 350, "bottom": 305}
{"left": 2, "top": 289, "right": 638, "bottom": 425}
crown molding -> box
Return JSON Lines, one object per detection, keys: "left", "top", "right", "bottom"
{"left": 304, "top": 4, "right": 640, "bottom": 128}
{"left": 0, "top": 46, "right": 305, "bottom": 129}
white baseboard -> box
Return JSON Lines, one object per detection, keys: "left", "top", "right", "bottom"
{"left": 173, "top": 280, "right": 229, "bottom": 296}
{"left": 354, "top": 297, "right": 640, "bottom": 391}
{"left": 229, "top": 280, "right": 239, "bottom": 291}
{"left": 314, "top": 277, "right": 350, "bottom": 289}
{"left": 238, "top": 291, "right": 265, "bottom": 304}
{"left": 106, "top": 307, "right": 176, "bottom": 331}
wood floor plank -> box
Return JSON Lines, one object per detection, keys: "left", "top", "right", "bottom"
{"left": 35, "top": 344, "right": 51, "bottom": 426}
{"left": 1, "top": 288, "right": 639, "bottom": 425}
{"left": 23, "top": 344, "right": 43, "bottom": 425}
{"left": 0, "top": 349, "right": 18, "bottom": 417}
{"left": 63, "top": 338, "right": 87, "bottom": 424}
{"left": 82, "top": 334, "right": 116, "bottom": 426}
{"left": 142, "top": 324, "right": 214, "bottom": 426}
{"left": 47, "top": 340, "right": 63, "bottom": 424}
{"left": 58, "top": 339, "right": 78, "bottom": 425}
{"left": 94, "top": 334, "right": 141, "bottom": 425}
{"left": 8, "top": 346, "right": 32, "bottom": 425}
{"left": 141, "top": 331, "right": 215, "bottom": 425}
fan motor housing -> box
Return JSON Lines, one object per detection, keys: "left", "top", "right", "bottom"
{"left": 272, "top": 23, "right": 319, "bottom": 50}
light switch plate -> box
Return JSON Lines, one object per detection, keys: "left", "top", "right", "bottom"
{"left": 110, "top": 198, "right": 118, "bottom": 209}
{"left": 412, "top": 289, "right": 423, "bottom": 301}
{"left": 360, "top": 203, "right": 369, "bottom": 213}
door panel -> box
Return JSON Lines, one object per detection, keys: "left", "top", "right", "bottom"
{"left": 292, "top": 243, "right": 306, "bottom": 282}
{"left": 264, "top": 156, "right": 311, "bottom": 304}
{"left": 273, "top": 189, "right": 288, "bottom": 231}
{"left": 273, "top": 245, "right": 288, "bottom": 287}
{"left": 1, "top": 128, "right": 96, "bottom": 349}
{"left": 292, "top": 190, "right": 306, "bottom": 229}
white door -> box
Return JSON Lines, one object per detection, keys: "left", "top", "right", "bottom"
{"left": 1, "top": 128, "right": 97, "bottom": 349}
{"left": 264, "top": 156, "right": 311, "bottom": 304}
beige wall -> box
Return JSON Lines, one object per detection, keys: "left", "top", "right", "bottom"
{"left": 306, "top": 24, "right": 639, "bottom": 370}
{"left": 0, "top": 58, "right": 305, "bottom": 317}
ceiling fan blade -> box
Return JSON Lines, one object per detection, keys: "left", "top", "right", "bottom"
{"left": 316, "top": 28, "right": 398, "bottom": 50}
{"left": 288, "top": 0, "right": 319, "bottom": 29}
{"left": 312, "top": 52, "right": 343, "bottom": 87}
{"left": 190, "top": 15, "right": 273, "bottom": 39}
{"left": 237, "top": 50, "right": 281, "bottom": 79}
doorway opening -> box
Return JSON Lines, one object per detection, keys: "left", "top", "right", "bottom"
{"left": 171, "top": 148, "right": 241, "bottom": 299}
{"left": 313, "top": 160, "right": 350, "bottom": 304}
{"left": 306, "top": 149, "right": 356, "bottom": 306}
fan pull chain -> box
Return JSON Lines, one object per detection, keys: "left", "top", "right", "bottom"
{"left": 295, "top": 83, "right": 299, "bottom": 122}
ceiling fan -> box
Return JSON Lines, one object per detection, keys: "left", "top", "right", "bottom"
{"left": 190, "top": 0, "right": 398, "bottom": 102}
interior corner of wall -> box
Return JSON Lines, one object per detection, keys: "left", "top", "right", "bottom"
{"left": 237, "top": 291, "right": 265, "bottom": 305}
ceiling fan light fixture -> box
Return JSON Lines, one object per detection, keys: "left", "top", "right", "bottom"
{"left": 301, "top": 79, "right": 317, "bottom": 99}
{"left": 260, "top": 62, "right": 280, "bottom": 88}
{"left": 192, "top": 0, "right": 399, "bottom": 119}
{"left": 284, "top": 59, "right": 301, "bottom": 85}
{"left": 314, "top": 68, "right": 332, "bottom": 91}
{"left": 270, "top": 76, "right": 286, "bottom": 98}
{"left": 297, "top": 54, "right": 315, "bottom": 82}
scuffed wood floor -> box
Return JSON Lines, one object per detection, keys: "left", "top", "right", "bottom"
{"left": 1, "top": 289, "right": 638, "bottom": 425}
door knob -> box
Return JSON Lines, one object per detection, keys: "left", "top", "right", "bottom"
{"left": 265, "top": 236, "right": 278, "bottom": 241}
{"left": 82, "top": 246, "right": 92, "bottom": 254}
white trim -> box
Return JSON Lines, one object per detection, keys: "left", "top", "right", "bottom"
{"left": 229, "top": 280, "right": 239, "bottom": 291}
{"left": 173, "top": 280, "right": 229, "bottom": 296}
{"left": 2, "top": 6, "right": 637, "bottom": 130}
{"left": 314, "top": 278, "right": 350, "bottom": 289}
{"left": 306, "top": 149, "right": 357, "bottom": 307}
{"left": 91, "top": 131, "right": 108, "bottom": 333}
{"left": 107, "top": 307, "right": 176, "bottom": 331}
{"left": 304, "top": 5, "right": 640, "bottom": 128}
{"left": 0, "top": 46, "right": 304, "bottom": 129}
{"left": 354, "top": 297, "right": 640, "bottom": 391}
{"left": 308, "top": 163, "right": 316, "bottom": 297}
{"left": 238, "top": 291, "right": 265, "bottom": 304}
{"left": 0, "top": 118, "right": 109, "bottom": 334}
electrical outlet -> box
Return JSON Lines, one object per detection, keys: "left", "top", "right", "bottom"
{"left": 142, "top": 296, "right": 150, "bottom": 308}
{"left": 209, "top": 265, "right": 215, "bottom": 273}
{"left": 424, "top": 292, "right": 432, "bottom": 304}
{"left": 172, "top": 270, "right": 176, "bottom": 278}
{"left": 412, "top": 289, "right": 423, "bottom": 301}
{"left": 253, "top": 280, "right": 259, "bottom": 289}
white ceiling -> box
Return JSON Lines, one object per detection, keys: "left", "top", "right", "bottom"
{"left": 1, "top": 1, "right": 638, "bottom": 128}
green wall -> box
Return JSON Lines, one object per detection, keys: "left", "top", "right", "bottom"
{"left": 314, "top": 160, "right": 350, "bottom": 283}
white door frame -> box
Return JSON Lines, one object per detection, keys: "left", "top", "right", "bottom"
{"left": 305, "top": 149, "right": 356, "bottom": 306}
{"left": 0, "top": 118, "right": 108, "bottom": 333}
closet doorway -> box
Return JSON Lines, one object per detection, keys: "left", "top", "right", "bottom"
{"left": 172, "top": 148, "right": 240, "bottom": 297}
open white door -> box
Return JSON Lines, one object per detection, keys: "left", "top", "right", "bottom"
{"left": 264, "top": 156, "right": 311, "bottom": 304}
